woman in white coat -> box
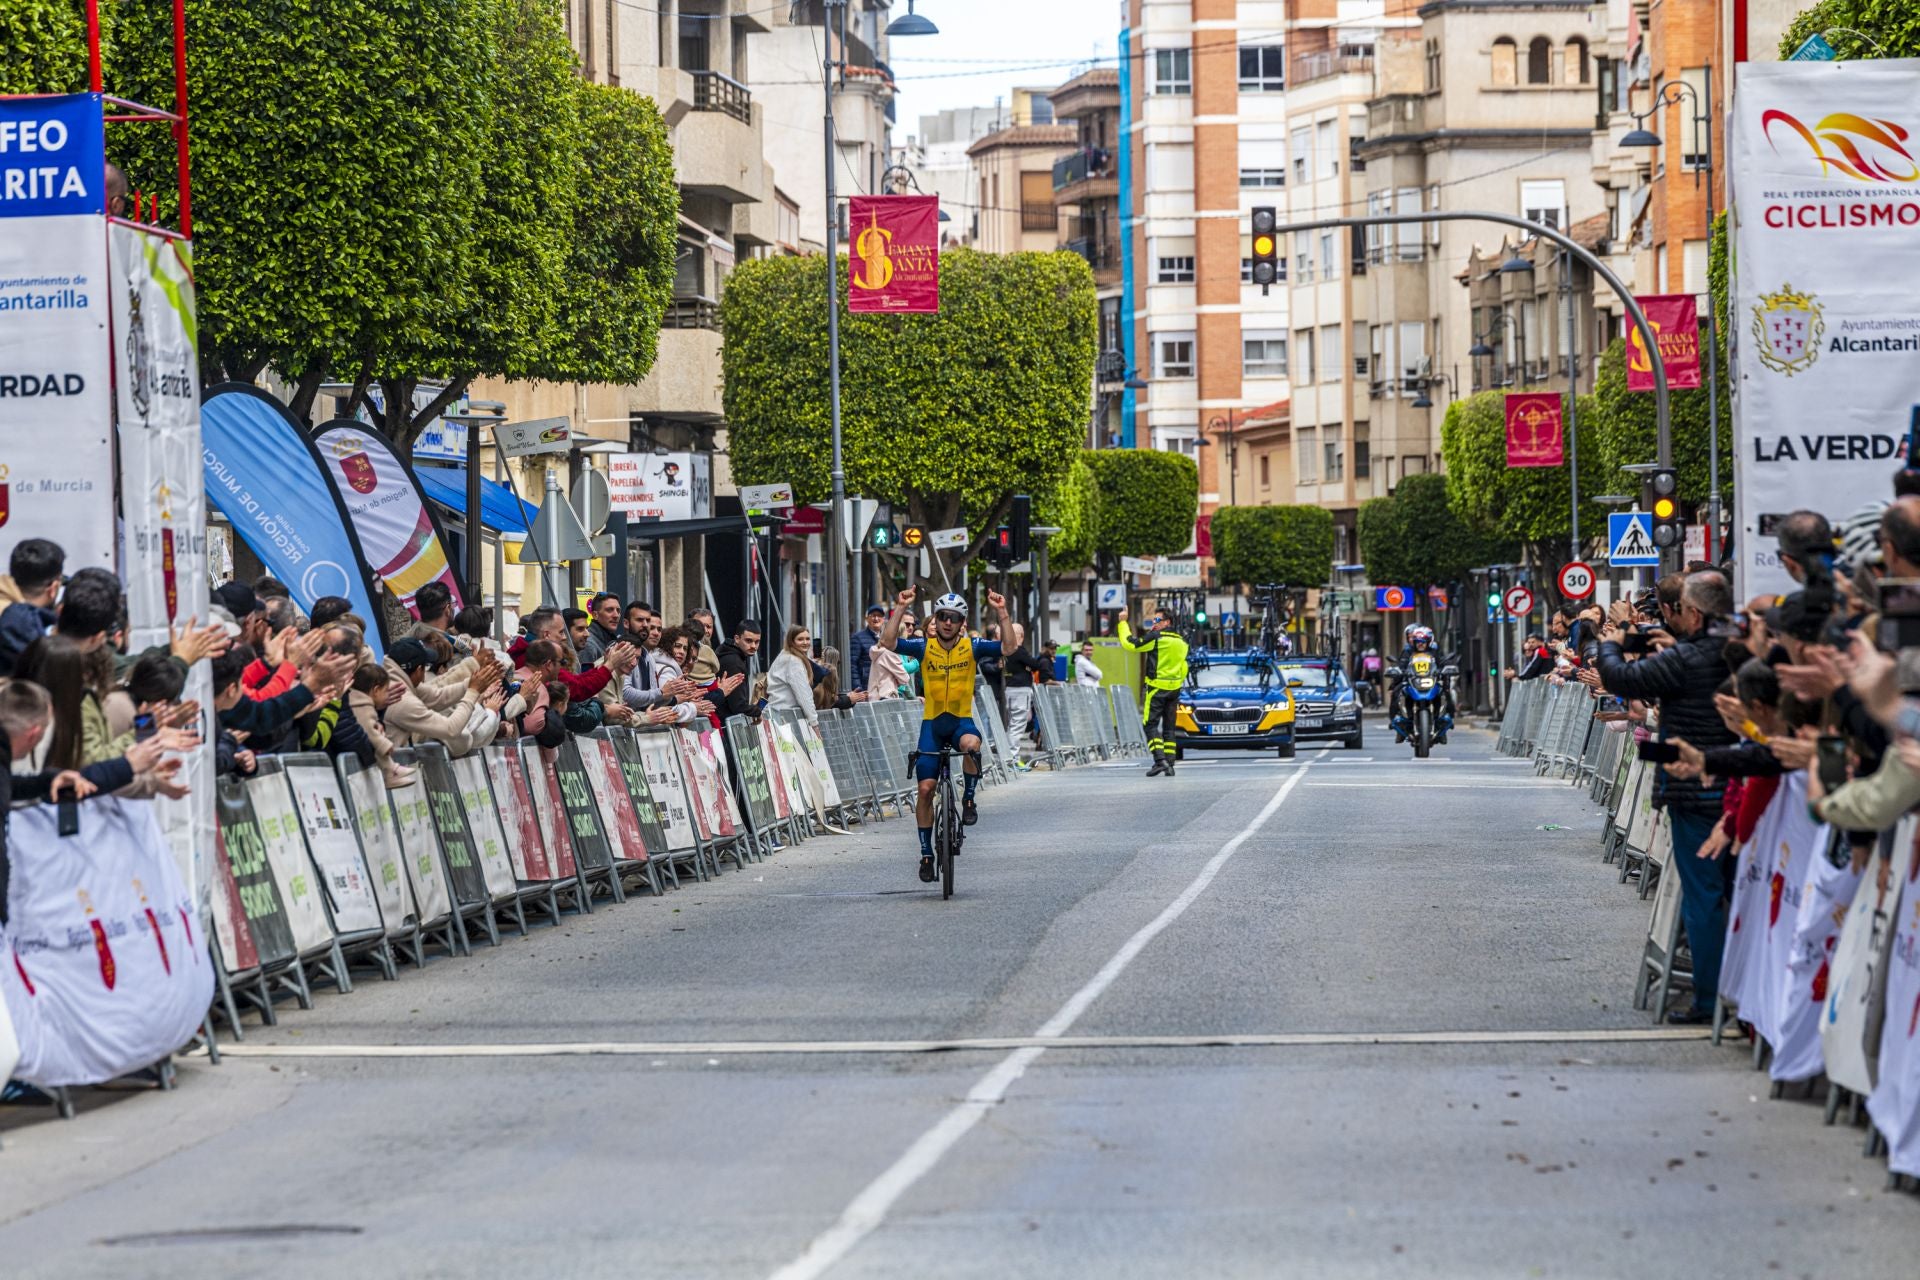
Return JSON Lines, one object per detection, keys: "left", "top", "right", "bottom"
{"left": 766, "top": 624, "right": 819, "bottom": 724}
{"left": 647, "top": 626, "right": 702, "bottom": 725}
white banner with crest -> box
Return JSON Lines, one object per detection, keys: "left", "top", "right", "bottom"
{"left": 1730, "top": 59, "right": 1920, "bottom": 597}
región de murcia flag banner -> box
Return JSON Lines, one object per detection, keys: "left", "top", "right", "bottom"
{"left": 846, "top": 195, "right": 940, "bottom": 313}
{"left": 1627, "top": 294, "right": 1703, "bottom": 391}
{"left": 1731, "top": 59, "right": 1920, "bottom": 597}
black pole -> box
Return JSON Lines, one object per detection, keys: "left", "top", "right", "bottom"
{"left": 464, "top": 419, "right": 483, "bottom": 605}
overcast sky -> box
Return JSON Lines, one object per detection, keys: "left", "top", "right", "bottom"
{"left": 888, "top": 0, "right": 1119, "bottom": 137}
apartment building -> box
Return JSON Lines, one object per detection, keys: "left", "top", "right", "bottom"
{"left": 968, "top": 124, "right": 1077, "bottom": 253}
{"left": 1048, "top": 69, "right": 1125, "bottom": 446}
{"left": 1122, "top": 0, "right": 1297, "bottom": 512}
{"left": 750, "top": 0, "right": 897, "bottom": 251}
{"left": 460, "top": 0, "right": 779, "bottom": 621}
{"left": 1355, "top": 0, "right": 1607, "bottom": 496}
{"left": 1461, "top": 215, "right": 1611, "bottom": 397}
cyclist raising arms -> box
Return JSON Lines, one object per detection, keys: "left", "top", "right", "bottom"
{"left": 877, "top": 585, "right": 1011, "bottom": 883}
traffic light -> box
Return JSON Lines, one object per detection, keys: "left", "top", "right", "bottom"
{"left": 1486, "top": 590, "right": 1501, "bottom": 609}
{"left": 868, "top": 521, "right": 897, "bottom": 551}
{"left": 1250, "top": 206, "right": 1279, "bottom": 291}
{"left": 1644, "top": 467, "right": 1682, "bottom": 549}
{"left": 1194, "top": 604, "right": 1209, "bottom": 626}
{"left": 900, "top": 524, "right": 927, "bottom": 550}
{"left": 991, "top": 525, "right": 1014, "bottom": 569}
{"left": 1008, "top": 493, "right": 1031, "bottom": 563}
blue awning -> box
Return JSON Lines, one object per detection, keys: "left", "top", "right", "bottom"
{"left": 416, "top": 464, "right": 535, "bottom": 538}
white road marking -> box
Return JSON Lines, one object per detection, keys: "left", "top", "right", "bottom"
{"left": 206, "top": 1027, "right": 1713, "bottom": 1059}
{"left": 765, "top": 765, "right": 1314, "bottom": 1280}
{"left": 1306, "top": 780, "right": 1568, "bottom": 789}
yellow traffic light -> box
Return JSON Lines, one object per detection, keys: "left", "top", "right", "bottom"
{"left": 1652, "top": 497, "right": 1677, "bottom": 520}
{"left": 1252, "top": 234, "right": 1275, "bottom": 256}
{"left": 902, "top": 525, "right": 926, "bottom": 548}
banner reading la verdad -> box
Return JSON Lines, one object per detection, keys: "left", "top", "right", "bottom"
{"left": 1731, "top": 59, "right": 1920, "bottom": 597}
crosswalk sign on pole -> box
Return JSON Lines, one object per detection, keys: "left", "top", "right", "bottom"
{"left": 1607, "top": 511, "right": 1661, "bottom": 567}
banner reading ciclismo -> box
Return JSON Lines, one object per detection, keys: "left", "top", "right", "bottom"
{"left": 1731, "top": 59, "right": 1920, "bottom": 597}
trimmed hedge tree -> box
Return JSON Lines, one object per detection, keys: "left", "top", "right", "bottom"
{"left": 1034, "top": 458, "right": 1101, "bottom": 578}
{"left": 1210, "top": 505, "right": 1333, "bottom": 590}
{"left": 725, "top": 247, "right": 1097, "bottom": 574}
{"left": 1358, "top": 472, "right": 1513, "bottom": 588}
{"left": 1440, "top": 388, "right": 1606, "bottom": 565}
{"left": 1082, "top": 447, "right": 1199, "bottom": 564}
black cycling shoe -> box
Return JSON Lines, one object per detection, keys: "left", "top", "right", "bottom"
{"left": 918, "top": 855, "right": 936, "bottom": 883}
{"left": 962, "top": 799, "right": 978, "bottom": 826}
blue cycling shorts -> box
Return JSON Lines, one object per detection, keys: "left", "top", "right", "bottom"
{"left": 915, "top": 713, "right": 981, "bottom": 779}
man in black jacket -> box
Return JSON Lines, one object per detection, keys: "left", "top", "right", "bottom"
{"left": 715, "top": 620, "right": 763, "bottom": 720}
{"left": 1594, "top": 569, "right": 1738, "bottom": 1023}
{"left": 0, "top": 680, "right": 134, "bottom": 930}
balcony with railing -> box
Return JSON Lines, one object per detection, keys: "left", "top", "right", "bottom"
{"left": 1063, "top": 237, "right": 1120, "bottom": 276}
{"left": 1291, "top": 50, "right": 1374, "bottom": 88}
{"left": 1051, "top": 147, "right": 1117, "bottom": 204}
{"left": 664, "top": 296, "right": 722, "bottom": 332}
{"left": 692, "top": 71, "right": 752, "bottom": 125}
{"left": 1022, "top": 203, "right": 1059, "bottom": 232}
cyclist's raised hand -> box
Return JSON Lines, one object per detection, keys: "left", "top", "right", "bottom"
{"left": 895, "top": 587, "right": 916, "bottom": 609}
{"left": 986, "top": 589, "right": 1007, "bottom": 613}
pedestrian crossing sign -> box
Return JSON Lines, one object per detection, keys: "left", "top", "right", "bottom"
{"left": 1607, "top": 511, "right": 1661, "bottom": 566}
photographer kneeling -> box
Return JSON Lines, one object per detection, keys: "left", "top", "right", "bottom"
{"left": 1594, "top": 570, "right": 1739, "bottom": 1024}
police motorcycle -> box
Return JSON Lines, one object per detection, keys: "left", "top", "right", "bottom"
{"left": 1385, "top": 627, "right": 1457, "bottom": 759}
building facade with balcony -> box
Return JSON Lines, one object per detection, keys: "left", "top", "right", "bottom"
{"left": 1122, "top": 0, "right": 1296, "bottom": 511}
{"left": 459, "top": 0, "right": 779, "bottom": 625}
{"left": 749, "top": 0, "right": 897, "bottom": 252}
{"left": 1047, "top": 69, "right": 1124, "bottom": 446}
{"left": 1354, "top": 1, "right": 1607, "bottom": 500}
{"left": 965, "top": 124, "right": 1076, "bottom": 254}
{"left": 1461, "top": 215, "right": 1611, "bottom": 397}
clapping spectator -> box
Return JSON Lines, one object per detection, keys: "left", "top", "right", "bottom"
{"left": 381, "top": 636, "right": 501, "bottom": 753}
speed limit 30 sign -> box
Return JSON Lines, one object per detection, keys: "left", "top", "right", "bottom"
{"left": 1503, "top": 585, "right": 1535, "bottom": 616}
{"left": 1556, "top": 560, "right": 1597, "bottom": 600}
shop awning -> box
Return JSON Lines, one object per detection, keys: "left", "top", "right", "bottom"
{"left": 416, "top": 464, "right": 535, "bottom": 538}
{"left": 624, "top": 514, "right": 757, "bottom": 541}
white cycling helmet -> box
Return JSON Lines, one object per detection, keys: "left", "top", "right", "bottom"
{"left": 931, "top": 592, "right": 968, "bottom": 619}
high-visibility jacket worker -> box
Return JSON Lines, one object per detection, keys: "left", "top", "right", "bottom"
{"left": 1118, "top": 609, "right": 1189, "bottom": 777}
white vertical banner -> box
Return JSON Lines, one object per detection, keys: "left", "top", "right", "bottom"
{"left": 0, "top": 94, "right": 114, "bottom": 570}
{"left": 1730, "top": 60, "right": 1920, "bottom": 597}
{"left": 111, "top": 224, "right": 214, "bottom": 915}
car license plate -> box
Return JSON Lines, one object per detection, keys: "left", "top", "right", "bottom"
{"left": 1296, "top": 717, "right": 1324, "bottom": 728}
{"left": 1208, "top": 723, "right": 1251, "bottom": 735}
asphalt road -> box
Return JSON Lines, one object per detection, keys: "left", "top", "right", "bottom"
{"left": 2, "top": 722, "right": 1912, "bottom": 1278}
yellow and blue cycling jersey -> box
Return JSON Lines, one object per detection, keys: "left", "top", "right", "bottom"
{"left": 895, "top": 635, "right": 1002, "bottom": 780}
{"left": 893, "top": 635, "right": 1002, "bottom": 720}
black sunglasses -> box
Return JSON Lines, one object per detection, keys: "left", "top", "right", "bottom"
{"left": 934, "top": 611, "right": 964, "bottom": 624}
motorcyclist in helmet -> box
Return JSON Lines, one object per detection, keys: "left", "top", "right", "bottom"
{"left": 1388, "top": 624, "right": 1456, "bottom": 745}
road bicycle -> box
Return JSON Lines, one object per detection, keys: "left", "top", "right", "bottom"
{"left": 907, "top": 745, "right": 975, "bottom": 899}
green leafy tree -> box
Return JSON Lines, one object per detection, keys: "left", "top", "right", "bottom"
{"left": 0, "top": 0, "right": 107, "bottom": 94}
{"left": 551, "top": 80, "right": 679, "bottom": 385}
{"left": 1587, "top": 336, "right": 1732, "bottom": 510}
{"left": 1081, "top": 448, "right": 1198, "bottom": 565}
{"left": 112, "top": 0, "right": 493, "bottom": 410}
{"left": 1781, "top": 1, "right": 1920, "bottom": 57}
{"left": 1359, "top": 473, "right": 1513, "bottom": 588}
{"left": 1034, "top": 458, "right": 1100, "bottom": 578}
{"left": 725, "top": 247, "right": 1097, "bottom": 576}
{"left": 1210, "top": 505, "right": 1333, "bottom": 589}
{"left": 1440, "top": 389, "right": 1606, "bottom": 567}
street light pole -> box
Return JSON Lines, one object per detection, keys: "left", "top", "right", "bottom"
{"left": 1564, "top": 247, "right": 1581, "bottom": 560}
{"left": 823, "top": 0, "right": 849, "bottom": 680}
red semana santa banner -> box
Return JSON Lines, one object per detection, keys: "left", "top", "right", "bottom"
{"left": 1627, "top": 294, "right": 1704, "bottom": 391}
{"left": 847, "top": 195, "right": 940, "bottom": 313}
{"left": 1505, "top": 392, "right": 1565, "bottom": 467}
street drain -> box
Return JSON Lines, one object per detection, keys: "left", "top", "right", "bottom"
{"left": 98, "top": 1225, "right": 364, "bottom": 1247}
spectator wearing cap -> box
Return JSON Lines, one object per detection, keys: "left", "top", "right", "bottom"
{"left": 381, "top": 636, "right": 502, "bottom": 753}
{"left": 0, "top": 537, "right": 64, "bottom": 677}
{"left": 849, "top": 605, "right": 886, "bottom": 692}
{"left": 215, "top": 579, "right": 271, "bottom": 654}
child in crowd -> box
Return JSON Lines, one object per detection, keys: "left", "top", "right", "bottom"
{"left": 348, "top": 662, "right": 415, "bottom": 789}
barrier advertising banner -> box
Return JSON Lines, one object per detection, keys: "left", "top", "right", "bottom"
{"left": 634, "top": 731, "right": 698, "bottom": 852}
{"left": 0, "top": 94, "right": 114, "bottom": 572}
{"left": 1626, "top": 294, "right": 1703, "bottom": 391}
{"left": 1504, "top": 392, "right": 1564, "bottom": 467}
{"left": 111, "top": 224, "right": 215, "bottom": 911}
{"left": 0, "top": 799, "right": 212, "bottom": 1088}
{"left": 282, "top": 759, "right": 383, "bottom": 936}
{"left": 202, "top": 387, "right": 387, "bottom": 656}
{"left": 1868, "top": 840, "right": 1920, "bottom": 1176}
{"left": 1731, "top": 59, "right": 1920, "bottom": 597}
{"left": 1822, "top": 842, "right": 1902, "bottom": 1097}
{"left": 489, "top": 743, "right": 553, "bottom": 881}
{"left": 609, "top": 730, "right": 672, "bottom": 856}
{"left": 313, "top": 422, "right": 464, "bottom": 617}
{"left": 388, "top": 782, "right": 454, "bottom": 923}
{"left": 247, "top": 771, "right": 334, "bottom": 954}
{"left": 526, "top": 746, "right": 579, "bottom": 878}
{"left": 340, "top": 761, "right": 414, "bottom": 931}
{"left": 211, "top": 778, "right": 296, "bottom": 975}
{"left": 846, "top": 194, "right": 940, "bottom": 313}
{"left": 451, "top": 753, "right": 520, "bottom": 899}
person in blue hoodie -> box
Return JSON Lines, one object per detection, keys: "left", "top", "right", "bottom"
{"left": 0, "top": 538, "right": 63, "bottom": 678}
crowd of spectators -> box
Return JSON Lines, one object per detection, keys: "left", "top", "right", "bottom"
{"left": 1510, "top": 490, "right": 1920, "bottom": 1027}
